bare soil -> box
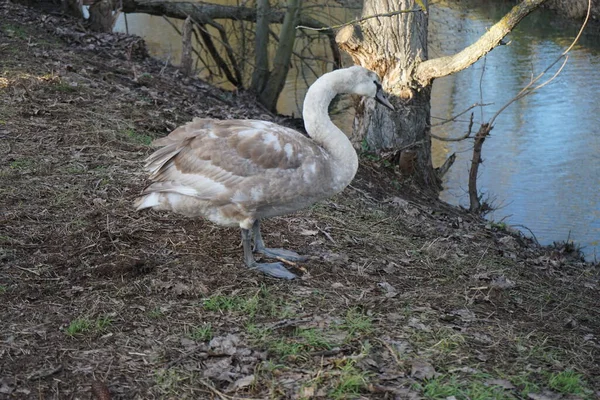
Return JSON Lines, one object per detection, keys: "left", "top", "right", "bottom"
{"left": 1, "top": 2, "right": 599, "bottom": 399}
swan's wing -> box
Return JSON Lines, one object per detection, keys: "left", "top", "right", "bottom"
{"left": 141, "top": 119, "right": 320, "bottom": 201}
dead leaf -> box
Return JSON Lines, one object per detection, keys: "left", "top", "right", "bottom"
{"left": 209, "top": 334, "right": 240, "bottom": 355}
{"left": 485, "top": 378, "right": 515, "bottom": 390}
{"left": 172, "top": 282, "right": 190, "bottom": 296}
{"left": 226, "top": 374, "right": 254, "bottom": 392}
{"left": 378, "top": 282, "right": 398, "bottom": 297}
{"left": 408, "top": 317, "right": 431, "bottom": 332}
{"left": 202, "top": 357, "right": 235, "bottom": 382}
{"left": 0, "top": 383, "right": 13, "bottom": 395}
{"left": 450, "top": 308, "right": 476, "bottom": 322}
{"left": 410, "top": 359, "right": 436, "bottom": 380}
{"left": 299, "top": 385, "right": 316, "bottom": 398}
{"left": 527, "top": 390, "right": 562, "bottom": 400}
{"left": 490, "top": 275, "right": 516, "bottom": 290}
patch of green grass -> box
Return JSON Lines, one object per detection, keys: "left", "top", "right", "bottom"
{"left": 95, "top": 315, "right": 112, "bottom": 332}
{"left": 66, "top": 318, "right": 92, "bottom": 336}
{"left": 52, "top": 81, "right": 79, "bottom": 93}
{"left": 203, "top": 294, "right": 248, "bottom": 312}
{"left": 417, "top": 376, "right": 461, "bottom": 399}
{"left": 189, "top": 323, "right": 213, "bottom": 341}
{"left": 121, "top": 128, "right": 153, "bottom": 146}
{"left": 245, "top": 323, "right": 271, "bottom": 343}
{"left": 489, "top": 221, "right": 508, "bottom": 231}
{"left": 417, "top": 375, "right": 515, "bottom": 400}
{"left": 66, "top": 315, "right": 112, "bottom": 336}
{"left": 148, "top": 307, "right": 165, "bottom": 319}
{"left": 270, "top": 338, "right": 306, "bottom": 359}
{"left": 9, "top": 159, "right": 33, "bottom": 170}
{"left": 297, "top": 328, "right": 333, "bottom": 350}
{"left": 202, "top": 286, "right": 294, "bottom": 319}
{"left": 0, "top": 285, "right": 7, "bottom": 294}
{"left": 154, "top": 368, "right": 192, "bottom": 395}
{"left": 548, "top": 369, "right": 587, "bottom": 395}
{"left": 3, "top": 24, "right": 28, "bottom": 39}
{"left": 510, "top": 373, "right": 540, "bottom": 396}
{"left": 463, "top": 380, "right": 514, "bottom": 400}
{"left": 341, "top": 308, "right": 373, "bottom": 337}
{"left": 329, "top": 360, "right": 369, "bottom": 399}
{"left": 268, "top": 327, "right": 337, "bottom": 361}
{"left": 431, "top": 328, "right": 466, "bottom": 353}
{"left": 65, "top": 164, "right": 86, "bottom": 174}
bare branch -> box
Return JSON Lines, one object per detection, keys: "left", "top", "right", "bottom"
{"left": 296, "top": 9, "right": 422, "bottom": 32}
{"left": 202, "top": 15, "right": 243, "bottom": 85}
{"left": 468, "top": 0, "right": 591, "bottom": 213}
{"left": 431, "top": 113, "right": 475, "bottom": 142}
{"left": 415, "top": 0, "right": 549, "bottom": 86}
{"left": 431, "top": 103, "right": 490, "bottom": 127}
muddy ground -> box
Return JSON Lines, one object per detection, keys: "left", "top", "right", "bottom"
{"left": 1, "top": 2, "right": 599, "bottom": 399}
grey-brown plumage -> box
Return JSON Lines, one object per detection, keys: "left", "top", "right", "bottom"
{"left": 135, "top": 66, "right": 393, "bottom": 279}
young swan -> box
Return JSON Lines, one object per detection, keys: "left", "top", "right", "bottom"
{"left": 135, "top": 66, "right": 393, "bottom": 279}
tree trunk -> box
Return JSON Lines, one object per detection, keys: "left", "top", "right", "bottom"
{"left": 181, "top": 16, "right": 194, "bottom": 77}
{"left": 338, "top": 0, "right": 550, "bottom": 192}
{"left": 250, "top": 0, "right": 270, "bottom": 93}
{"left": 62, "top": 0, "right": 83, "bottom": 19}
{"left": 337, "top": 0, "right": 439, "bottom": 189}
{"left": 258, "top": 0, "right": 302, "bottom": 111}
{"left": 88, "top": 0, "right": 116, "bottom": 32}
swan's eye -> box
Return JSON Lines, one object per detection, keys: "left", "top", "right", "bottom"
{"left": 374, "top": 80, "right": 382, "bottom": 89}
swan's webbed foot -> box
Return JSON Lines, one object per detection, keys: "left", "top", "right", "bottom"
{"left": 242, "top": 227, "right": 297, "bottom": 280}
{"left": 256, "top": 247, "right": 308, "bottom": 262}
{"left": 252, "top": 220, "right": 308, "bottom": 263}
{"left": 247, "top": 261, "right": 297, "bottom": 280}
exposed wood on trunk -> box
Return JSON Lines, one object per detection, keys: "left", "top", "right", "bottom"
{"left": 336, "top": 0, "right": 439, "bottom": 189}
{"left": 436, "top": 153, "right": 456, "bottom": 179}
{"left": 416, "top": 0, "right": 548, "bottom": 85}
{"left": 337, "top": 0, "right": 550, "bottom": 192}
{"left": 181, "top": 16, "right": 193, "bottom": 77}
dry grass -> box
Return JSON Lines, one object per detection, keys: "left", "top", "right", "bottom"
{"left": 1, "top": 3, "right": 599, "bottom": 399}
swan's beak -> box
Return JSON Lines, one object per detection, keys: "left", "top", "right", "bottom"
{"left": 375, "top": 88, "right": 394, "bottom": 111}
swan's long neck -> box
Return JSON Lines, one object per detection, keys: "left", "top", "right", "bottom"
{"left": 303, "top": 74, "right": 359, "bottom": 189}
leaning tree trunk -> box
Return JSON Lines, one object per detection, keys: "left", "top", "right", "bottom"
{"left": 337, "top": 0, "right": 439, "bottom": 189}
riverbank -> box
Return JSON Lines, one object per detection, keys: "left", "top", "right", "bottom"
{"left": 1, "top": 2, "right": 599, "bottom": 399}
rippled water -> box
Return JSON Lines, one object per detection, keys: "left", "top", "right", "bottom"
{"left": 114, "top": 1, "right": 600, "bottom": 259}
{"left": 429, "top": 1, "right": 600, "bottom": 259}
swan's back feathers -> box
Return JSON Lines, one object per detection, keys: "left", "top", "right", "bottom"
{"left": 137, "top": 118, "right": 333, "bottom": 225}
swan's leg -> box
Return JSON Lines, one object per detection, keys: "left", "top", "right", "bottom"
{"left": 242, "top": 228, "right": 297, "bottom": 280}
{"left": 252, "top": 220, "right": 308, "bottom": 262}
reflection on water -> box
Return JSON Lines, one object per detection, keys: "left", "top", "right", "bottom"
{"left": 429, "top": 1, "right": 600, "bottom": 259}
{"left": 114, "top": 1, "right": 599, "bottom": 259}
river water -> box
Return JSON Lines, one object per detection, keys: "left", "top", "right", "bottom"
{"left": 113, "top": 1, "right": 600, "bottom": 260}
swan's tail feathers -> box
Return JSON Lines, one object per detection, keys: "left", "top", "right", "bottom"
{"left": 134, "top": 192, "right": 161, "bottom": 211}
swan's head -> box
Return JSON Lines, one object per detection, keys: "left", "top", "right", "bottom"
{"left": 340, "top": 66, "right": 394, "bottom": 111}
